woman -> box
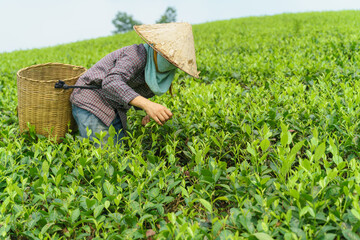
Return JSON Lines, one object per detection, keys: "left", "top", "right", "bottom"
{"left": 70, "top": 22, "right": 199, "bottom": 144}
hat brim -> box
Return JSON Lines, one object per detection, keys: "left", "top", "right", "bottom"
{"left": 134, "top": 24, "right": 200, "bottom": 78}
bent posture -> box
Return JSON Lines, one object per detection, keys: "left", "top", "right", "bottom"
{"left": 70, "top": 22, "right": 199, "bottom": 144}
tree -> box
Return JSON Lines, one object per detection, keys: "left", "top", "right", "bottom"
{"left": 156, "top": 7, "right": 177, "bottom": 24}
{"left": 112, "top": 12, "right": 142, "bottom": 34}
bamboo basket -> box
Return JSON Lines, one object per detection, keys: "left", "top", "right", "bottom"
{"left": 17, "top": 63, "right": 86, "bottom": 142}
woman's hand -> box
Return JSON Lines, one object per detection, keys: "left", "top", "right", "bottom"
{"left": 130, "top": 96, "right": 173, "bottom": 126}
{"left": 144, "top": 101, "right": 173, "bottom": 126}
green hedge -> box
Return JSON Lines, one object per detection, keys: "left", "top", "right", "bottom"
{"left": 1, "top": 10, "right": 360, "bottom": 240}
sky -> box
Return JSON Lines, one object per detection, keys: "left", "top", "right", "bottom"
{"left": 0, "top": 0, "right": 359, "bottom": 53}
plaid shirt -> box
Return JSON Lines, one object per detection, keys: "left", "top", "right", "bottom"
{"left": 70, "top": 44, "right": 154, "bottom": 131}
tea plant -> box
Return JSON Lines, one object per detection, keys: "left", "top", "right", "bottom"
{"left": 1, "top": 10, "right": 360, "bottom": 239}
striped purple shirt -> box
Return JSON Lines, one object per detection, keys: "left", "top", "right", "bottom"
{"left": 70, "top": 44, "right": 154, "bottom": 131}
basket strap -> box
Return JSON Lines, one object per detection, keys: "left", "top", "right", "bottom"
{"left": 54, "top": 80, "right": 102, "bottom": 90}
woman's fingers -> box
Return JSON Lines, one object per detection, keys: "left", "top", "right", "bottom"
{"left": 145, "top": 101, "right": 174, "bottom": 126}
{"left": 157, "top": 113, "right": 166, "bottom": 123}
{"left": 152, "top": 112, "right": 168, "bottom": 126}
{"left": 161, "top": 111, "right": 171, "bottom": 121}
{"left": 164, "top": 108, "right": 173, "bottom": 118}
{"left": 154, "top": 116, "right": 163, "bottom": 126}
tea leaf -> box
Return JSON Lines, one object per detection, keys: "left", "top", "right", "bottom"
{"left": 42, "top": 161, "right": 49, "bottom": 176}
{"left": 103, "top": 181, "right": 115, "bottom": 196}
{"left": 198, "top": 199, "right": 212, "bottom": 213}
{"left": 71, "top": 208, "right": 80, "bottom": 223}
{"left": 314, "top": 142, "right": 326, "bottom": 162}
{"left": 253, "top": 232, "right": 274, "bottom": 240}
{"left": 342, "top": 229, "right": 360, "bottom": 240}
{"left": 260, "top": 139, "right": 270, "bottom": 152}
{"left": 86, "top": 199, "right": 96, "bottom": 210}
{"left": 94, "top": 205, "right": 104, "bottom": 218}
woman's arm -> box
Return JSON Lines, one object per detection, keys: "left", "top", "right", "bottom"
{"left": 130, "top": 96, "right": 173, "bottom": 126}
{"left": 101, "top": 45, "right": 146, "bottom": 109}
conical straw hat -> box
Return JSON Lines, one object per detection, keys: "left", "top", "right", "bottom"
{"left": 134, "top": 22, "right": 200, "bottom": 78}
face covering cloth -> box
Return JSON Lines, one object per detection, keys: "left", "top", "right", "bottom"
{"left": 143, "top": 43, "right": 177, "bottom": 96}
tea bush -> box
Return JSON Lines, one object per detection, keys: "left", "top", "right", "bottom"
{"left": 1, "top": 10, "right": 360, "bottom": 239}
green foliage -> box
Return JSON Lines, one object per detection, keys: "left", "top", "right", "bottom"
{"left": 112, "top": 11, "right": 142, "bottom": 34}
{"left": 1, "top": 10, "right": 360, "bottom": 239}
{"left": 156, "top": 7, "right": 177, "bottom": 24}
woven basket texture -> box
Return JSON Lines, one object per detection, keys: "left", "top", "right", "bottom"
{"left": 17, "top": 63, "right": 86, "bottom": 142}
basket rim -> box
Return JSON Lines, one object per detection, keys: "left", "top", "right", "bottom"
{"left": 17, "top": 62, "right": 87, "bottom": 83}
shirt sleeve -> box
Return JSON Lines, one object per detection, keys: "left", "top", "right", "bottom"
{"left": 101, "top": 47, "right": 145, "bottom": 108}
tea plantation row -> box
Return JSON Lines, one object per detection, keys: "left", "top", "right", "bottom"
{"left": 1, "top": 10, "right": 360, "bottom": 239}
